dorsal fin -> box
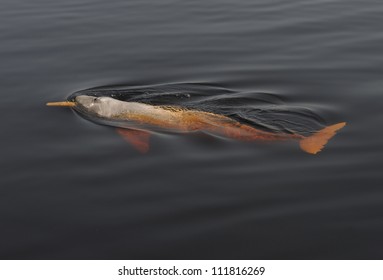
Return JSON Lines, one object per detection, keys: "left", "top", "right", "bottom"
{"left": 116, "top": 128, "right": 151, "bottom": 153}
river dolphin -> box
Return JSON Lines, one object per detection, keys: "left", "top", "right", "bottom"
{"left": 47, "top": 95, "right": 346, "bottom": 154}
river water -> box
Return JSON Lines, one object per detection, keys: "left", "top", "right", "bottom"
{"left": 1, "top": 0, "right": 383, "bottom": 259}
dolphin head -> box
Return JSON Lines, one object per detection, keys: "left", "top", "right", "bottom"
{"left": 75, "top": 95, "right": 123, "bottom": 118}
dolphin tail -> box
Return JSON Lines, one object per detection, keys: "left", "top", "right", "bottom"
{"left": 299, "top": 122, "right": 346, "bottom": 154}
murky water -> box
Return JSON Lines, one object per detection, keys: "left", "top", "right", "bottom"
{"left": 1, "top": 0, "right": 383, "bottom": 259}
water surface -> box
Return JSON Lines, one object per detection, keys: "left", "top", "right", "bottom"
{"left": 1, "top": 0, "right": 383, "bottom": 259}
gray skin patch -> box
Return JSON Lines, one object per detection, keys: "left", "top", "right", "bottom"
{"left": 75, "top": 95, "right": 149, "bottom": 118}
{"left": 74, "top": 95, "right": 179, "bottom": 122}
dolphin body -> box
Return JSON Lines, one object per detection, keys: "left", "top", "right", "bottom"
{"left": 47, "top": 95, "right": 346, "bottom": 154}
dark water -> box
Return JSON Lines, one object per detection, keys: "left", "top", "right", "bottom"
{"left": 1, "top": 0, "right": 383, "bottom": 259}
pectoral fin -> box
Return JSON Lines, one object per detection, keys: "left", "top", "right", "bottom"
{"left": 116, "top": 128, "right": 151, "bottom": 153}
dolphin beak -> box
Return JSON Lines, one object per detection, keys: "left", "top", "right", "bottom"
{"left": 46, "top": 101, "right": 76, "bottom": 107}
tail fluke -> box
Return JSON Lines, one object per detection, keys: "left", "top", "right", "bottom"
{"left": 299, "top": 122, "right": 346, "bottom": 154}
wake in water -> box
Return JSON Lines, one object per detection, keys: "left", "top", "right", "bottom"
{"left": 48, "top": 83, "right": 346, "bottom": 154}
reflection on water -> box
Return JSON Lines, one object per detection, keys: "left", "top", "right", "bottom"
{"left": 1, "top": 0, "right": 383, "bottom": 259}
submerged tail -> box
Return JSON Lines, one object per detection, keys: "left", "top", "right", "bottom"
{"left": 299, "top": 122, "right": 346, "bottom": 154}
